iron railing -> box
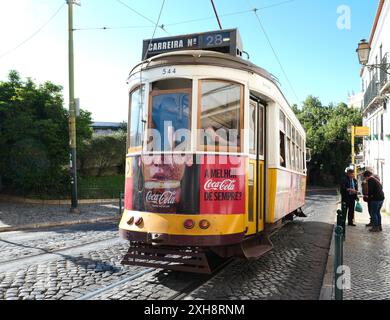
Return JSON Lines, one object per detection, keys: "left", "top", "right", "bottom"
{"left": 363, "top": 53, "right": 390, "bottom": 109}
{"left": 363, "top": 71, "right": 380, "bottom": 109}
{"left": 380, "top": 53, "right": 389, "bottom": 89}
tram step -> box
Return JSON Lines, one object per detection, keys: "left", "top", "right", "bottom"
{"left": 121, "top": 243, "right": 214, "bottom": 274}
{"left": 240, "top": 235, "right": 274, "bottom": 260}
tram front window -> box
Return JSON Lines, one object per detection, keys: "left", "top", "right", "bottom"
{"left": 147, "top": 86, "right": 191, "bottom": 152}
{"left": 199, "top": 80, "right": 243, "bottom": 152}
{"left": 128, "top": 86, "right": 145, "bottom": 150}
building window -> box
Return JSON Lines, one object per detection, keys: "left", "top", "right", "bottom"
{"left": 198, "top": 80, "right": 243, "bottom": 152}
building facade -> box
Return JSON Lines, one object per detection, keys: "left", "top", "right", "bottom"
{"left": 91, "top": 122, "right": 123, "bottom": 136}
{"left": 360, "top": 0, "right": 390, "bottom": 212}
{"left": 347, "top": 92, "right": 363, "bottom": 109}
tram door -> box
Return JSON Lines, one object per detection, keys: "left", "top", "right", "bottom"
{"left": 247, "top": 99, "right": 265, "bottom": 235}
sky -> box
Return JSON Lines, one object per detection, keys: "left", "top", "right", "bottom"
{"left": 0, "top": 0, "right": 379, "bottom": 122}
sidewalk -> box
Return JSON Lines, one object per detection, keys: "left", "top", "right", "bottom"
{"left": 321, "top": 200, "right": 390, "bottom": 300}
{"left": 0, "top": 201, "right": 121, "bottom": 232}
{"left": 343, "top": 203, "right": 390, "bottom": 300}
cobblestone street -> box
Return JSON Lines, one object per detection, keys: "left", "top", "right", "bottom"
{"left": 343, "top": 205, "right": 390, "bottom": 300}
{"left": 0, "top": 190, "right": 338, "bottom": 300}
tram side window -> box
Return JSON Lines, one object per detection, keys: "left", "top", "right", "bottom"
{"left": 128, "top": 86, "right": 145, "bottom": 149}
{"left": 199, "top": 80, "right": 243, "bottom": 152}
{"left": 259, "top": 106, "right": 264, "bottom": 157}
{"left": 279, "top": 110, "right": 286, "bottom": 167}
{"left": 249, "top": 101, "right": 257, "bottom": 154}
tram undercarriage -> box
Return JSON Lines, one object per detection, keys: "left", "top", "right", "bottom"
{"left": 121, "top": 210, "right": 305, "bottom": 274}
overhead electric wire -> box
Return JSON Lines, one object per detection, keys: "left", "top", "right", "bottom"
{"left": 74, "top": 1, "right": 297, "bottom": 32}
{"left": 115, "top": 0, "right": 169, "bottom": 35}
{"left": 73, "top": 25, "right": 153, "bottom": 31}
{"left": 143, "top": 0, "right": 166, "bottom": 60}
{"left": 0, "top": 2, "right": 65, "bottom": 59}
{"left": 245, "top": 0, "right": 300, "bottom": 104}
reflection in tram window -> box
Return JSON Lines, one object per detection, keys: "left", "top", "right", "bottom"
{"left": 279, "top": 110, "right": 286, "bottom": 167}
{"left": 249, "top": 101, "right": 256, "bottom": 154}
{"left": 148, "top": 91, "right": 191, "bottom": 151}
{"left": 128, "top": 86, "right": 145, "bottom": 149}
{"left": 286, "top": 137, "right": 291, "bottom": 168}
{"left": 258, "top": 106, "right": 264, "bottom": 157}
{"left": 280, "top": 131, "right": 286, "bottom": 167}
{"left": 199, "top": 80, "right": 243, "bottom": 152}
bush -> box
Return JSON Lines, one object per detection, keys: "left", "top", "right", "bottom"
{"left": 79, "top": 131, "right": 127, "bottom": 177}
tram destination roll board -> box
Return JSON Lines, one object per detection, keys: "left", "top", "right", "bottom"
{"left": 142, "top": 29, "right": 243, "bottom": 59}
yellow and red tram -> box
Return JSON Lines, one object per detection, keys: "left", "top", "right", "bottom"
{"left": 119, "top": 29, "right": 307, "bottom": 273}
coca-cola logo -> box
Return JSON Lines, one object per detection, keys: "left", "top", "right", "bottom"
{"left": 146, "top": 191, "right": 176, "bottom": 206}
{"left": 203, "top": 179, "right": 236, "bottom": 191}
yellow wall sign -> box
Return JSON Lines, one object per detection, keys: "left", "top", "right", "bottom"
{"left": 354, "top": 126, "right": 370, "bottom": 137}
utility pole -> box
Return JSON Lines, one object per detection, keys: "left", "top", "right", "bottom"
{"left": 351, "top": 126, "right": 357, "bottom": 177}
{"left": 68, "top": 0, "right": 79, "bottom": 213}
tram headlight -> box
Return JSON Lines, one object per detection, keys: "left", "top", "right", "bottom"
{"left": 135, "top": 217, "right": 143, "bottom": 226}
{"left": 199, "top": 219, "right": 210, "bottom": 230}
{"left": 127, "top": 216, "right": 134, "bottom": 225}
{"left": 184, "top": 219, "right": 195, "bottom": 230}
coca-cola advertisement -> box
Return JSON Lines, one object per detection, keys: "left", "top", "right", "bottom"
{"left": 125, "top": 154, "right": 245, "bottom": 215}
{"left": 200, "top": 155, "right": 246, "bottom": 215}
{"left": 126, "top": 154, "right": 200, "bottom": 214}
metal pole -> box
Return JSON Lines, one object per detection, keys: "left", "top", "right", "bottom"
{"left": 210, "top": 0, "right": 223, "bottom": 30}
{"left": 68, "top": 0, "right": 79, "bottom": 213}
{"left": 352, "top": 126, "right": 357, "bottom": 177}
{"left": 334, "top": 226, "right": 344, "bottom": 300}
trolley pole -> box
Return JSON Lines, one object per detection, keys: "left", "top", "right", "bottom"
{"left": 68, "top": 0, "right": 79, "bottom": 213}
{"left": 351, "top": 126, "right": 357, "bottom": 177}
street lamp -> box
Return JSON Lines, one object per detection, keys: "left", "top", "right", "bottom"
{"left": 356, "top": 39, "right": 370, "bottom": 66}
{"left": 356, "top": 39, "right": 390, "bottom": 75}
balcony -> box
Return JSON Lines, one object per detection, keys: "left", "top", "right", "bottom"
{"left": 363, "top": 53, "right": 390, "bottom": 112}
{"left": 379, "top": 53, "right": 390, "bottom": 93}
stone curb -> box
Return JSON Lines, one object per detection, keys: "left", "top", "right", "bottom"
{"left": 0, "top": 215, "right": 121, "bottom": 233}
{"left": 0, "top": 194, "right": 119, "bottom": 205}
{"left": 319, "top": 223, "right": 335, "bottom": 300}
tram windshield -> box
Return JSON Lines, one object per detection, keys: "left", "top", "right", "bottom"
{"left": 198, "top": 80, "right": 243, "bottom": 152}
{"left": 147, "top": 79, "right": 192, "bottom": 152}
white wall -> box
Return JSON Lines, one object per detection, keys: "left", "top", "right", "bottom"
{"left": 361, "top": 0, "right": 390, "bottom": 212}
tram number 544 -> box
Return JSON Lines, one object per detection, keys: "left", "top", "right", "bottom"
{"left": 162, "top": 67, "right": 176, "bottom": 76}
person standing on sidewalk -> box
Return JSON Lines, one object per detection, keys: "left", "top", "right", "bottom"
{"left": 340, "top": 168, "right": 358, "bottom": 226}
{"left": 362, "top": 170, "right": 385, "bottom": 232}
{"left": 362, "top": 167, "right": 380, "bottom": 227}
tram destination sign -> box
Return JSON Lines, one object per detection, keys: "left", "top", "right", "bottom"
{"left": 142, "top": 29, "right": 243, "bottom": 59}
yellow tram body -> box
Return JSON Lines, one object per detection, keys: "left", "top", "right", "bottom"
{"left": 119, "top": 29, "right": 307, "bottom": 273}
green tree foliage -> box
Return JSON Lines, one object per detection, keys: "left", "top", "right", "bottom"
{"left": 79, "top": 131, "right": 127, "bottom": 177}
{"left": 0, "top": 71, "right": 92, "bottom": 196}
{"left": 293, "top": 96, "right": 362, "bottom": 186}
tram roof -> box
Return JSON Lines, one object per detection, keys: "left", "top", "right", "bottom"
{"left": 128, "top": 50, "right": 304, "bottom": 133}
{"left": 129, "top": 50, "right": 280, "bottom": 86}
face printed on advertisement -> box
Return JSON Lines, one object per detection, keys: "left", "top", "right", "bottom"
{"left": 141, "top": 154, "right": 193, "bottom": 213}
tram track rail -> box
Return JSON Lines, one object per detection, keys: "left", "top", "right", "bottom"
{"left": 0, "top": 236, "right": 124, "bottom": 272}
{"left": 76, "top": 257, "right": 234, "bottom": 301}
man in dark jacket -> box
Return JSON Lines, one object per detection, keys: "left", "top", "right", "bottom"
{"left": 363, "top": 170, "right": 385, "bottom": 232}
{"left": 340, "top": 169, "right": 358, "bottom": 226}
